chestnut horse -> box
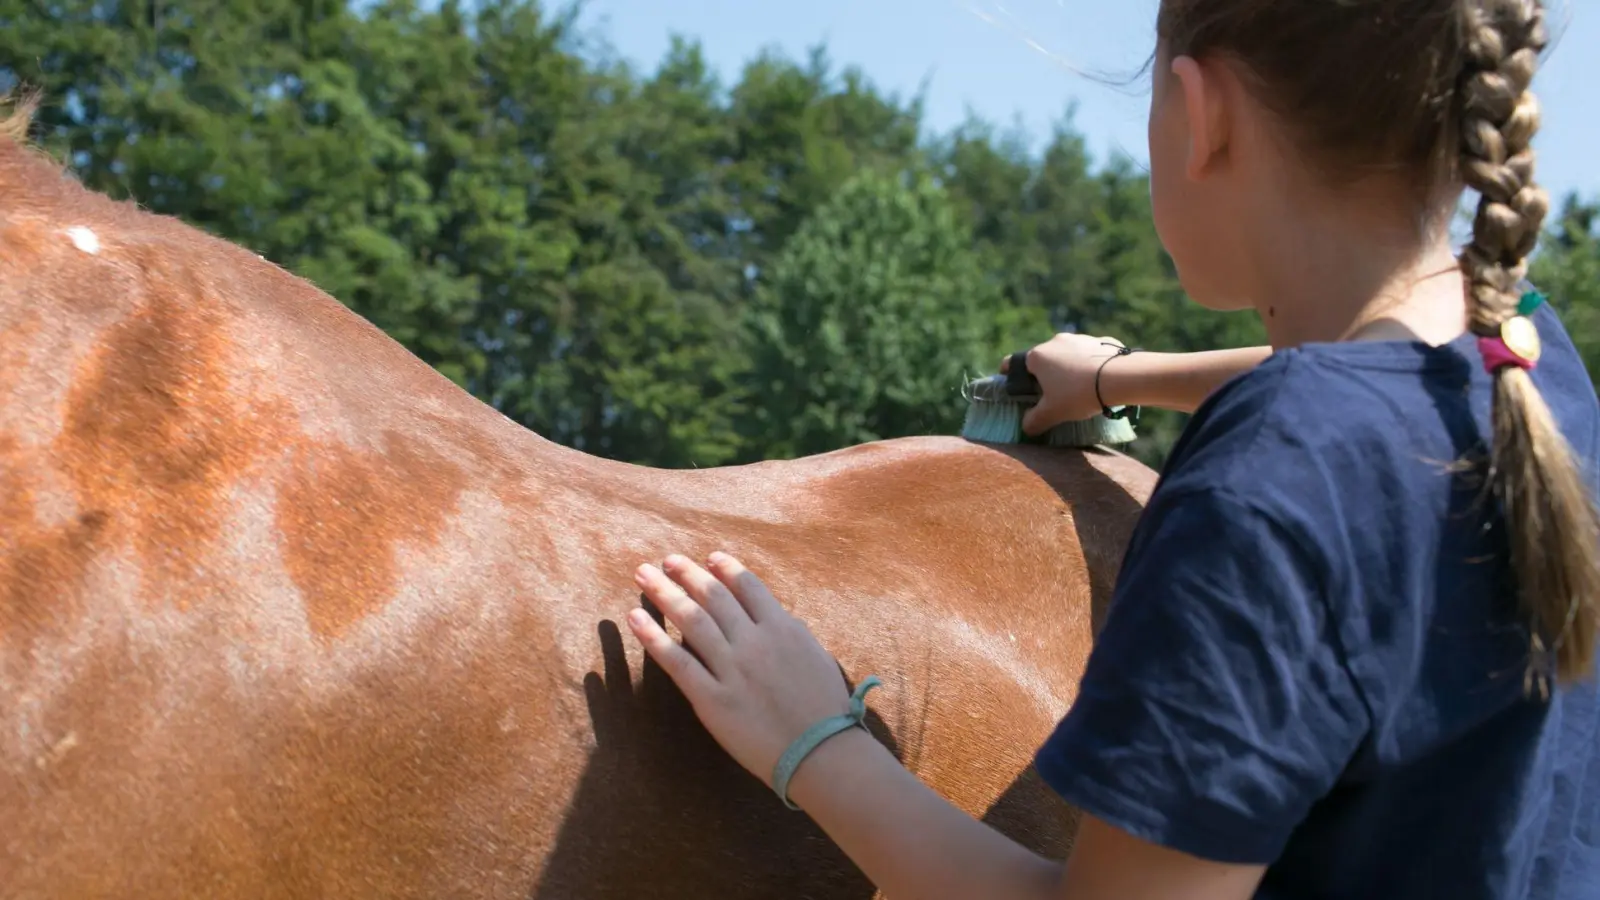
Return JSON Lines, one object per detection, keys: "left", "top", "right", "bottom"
{"left": 0, "top": 111, "right": 1156, "bottom": 898}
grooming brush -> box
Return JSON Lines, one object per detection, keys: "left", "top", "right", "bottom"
{"left": 960, "top": 351, "right": 1138, "bottom": 447}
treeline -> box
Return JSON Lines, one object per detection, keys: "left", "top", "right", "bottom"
{"left": 2, "top": 0, "right": 1595, "bottom": 468}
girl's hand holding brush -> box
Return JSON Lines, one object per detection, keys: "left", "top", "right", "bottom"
{"left": 1002, "top": 334, "right": 1137, "bottom": 434}
{"left": 1006, "top": 337, "right": 1276, "bottom": 434}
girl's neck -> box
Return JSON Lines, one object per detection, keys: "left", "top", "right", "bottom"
{"left": 1237, "top": 185, "right": 1467, "bottom": 350}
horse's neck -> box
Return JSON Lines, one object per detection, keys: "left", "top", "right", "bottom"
{"left": 0, "top": 135, "right": 689, "bottom": 617}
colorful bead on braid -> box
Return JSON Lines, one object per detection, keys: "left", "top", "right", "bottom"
{"left": 1517, "top": 289, "right": 1546, "bottom": 317}
{"left": 1479, "top": 313, "right": 1542, "bottom": 374}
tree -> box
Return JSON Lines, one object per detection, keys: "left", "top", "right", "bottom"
{"left": 740, "top": 167, "right": 1046, "bottom": 459}
{"left": 1533, "top": 197, "right": 1600, "bottom": 389}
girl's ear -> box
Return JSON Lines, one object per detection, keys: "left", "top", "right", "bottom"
{"left": 1170, "top": 54, "right": 1231, "bottom": 182}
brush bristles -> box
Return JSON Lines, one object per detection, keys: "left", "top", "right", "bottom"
{"left": 961, "top": 399, "right": 1024, "bottom": 444}
{"left": 1043, "top": 415, "right": 1137, "bottom": 447}
{"left": 959, "top": 375, "right": 1136, "bottom": 448}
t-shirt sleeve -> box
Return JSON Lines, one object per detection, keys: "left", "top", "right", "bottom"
{"left": 1034, "top": 486, "right": 1370, "bottom": 865}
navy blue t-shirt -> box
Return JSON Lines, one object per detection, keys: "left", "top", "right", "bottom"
{"left": 1035, "top": 299, "right": 1600, "bottom": 898}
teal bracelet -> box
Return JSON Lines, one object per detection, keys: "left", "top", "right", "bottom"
{"left": 771, "top": 675, "right": 882, "bottom": 811}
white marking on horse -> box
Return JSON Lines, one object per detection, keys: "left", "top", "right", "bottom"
{"left": 64, "top": 226, "right": 100, "bottom": 255}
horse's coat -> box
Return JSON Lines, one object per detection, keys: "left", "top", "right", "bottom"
{"left": 0, "top": 122, "right": 1157, "bottom": 898}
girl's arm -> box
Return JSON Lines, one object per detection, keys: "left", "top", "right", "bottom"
{"left": 1101, "top": 346, "right": 1274, "bottom": 414}
{"left": 626, "top": 554, "right": 1271, "bottom": 900}
{"left": 786, "top": 726, "right": 1265, "bottom": 900}
{"left": 1015, "top": 336, "right": 1273, "bottom": 434}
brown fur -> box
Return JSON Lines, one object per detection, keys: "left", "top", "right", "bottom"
{"left": 0, "top": 112, "right": 1155, "bottom": 897}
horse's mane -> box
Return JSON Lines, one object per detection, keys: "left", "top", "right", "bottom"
{"left": 0, "top": 89, "right": 64, "bottom": 178}
{"left": 0, "top": 90, "right": 38, "bottom": 144}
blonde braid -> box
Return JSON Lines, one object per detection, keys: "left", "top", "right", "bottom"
{"left": 1459, "top": 0, "right": 1548, "bottom": 327}
{"left": 1457, "top": 0, "right": 1600, "bottom": 695}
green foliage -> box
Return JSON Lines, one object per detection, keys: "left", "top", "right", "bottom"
{"left": 0, "top": 0, "right": 1593, "bottom": 470}
{"left": 1534, "top": 198, "right": 1600, "bottom": 389}
{"left": 741, "top": 168, "right": 1045, "bottom": 459}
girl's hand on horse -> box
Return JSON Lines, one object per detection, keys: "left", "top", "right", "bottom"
{"left": 628, "top": 553, "right": 852, "bottom": 786}
{"left": 1003, "top": 332, "right": 1130, "bottom": 434}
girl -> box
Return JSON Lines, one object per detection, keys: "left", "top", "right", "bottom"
{"left": 625, "top": 1, "right": 1600, "bottom": 897}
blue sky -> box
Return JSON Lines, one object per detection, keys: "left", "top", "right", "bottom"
{"left": 576, "top": 0, "right": 1598, "bottom": 205}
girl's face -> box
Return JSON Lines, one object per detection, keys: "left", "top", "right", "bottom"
{"left": 1145, "top": 41, "right": 1254, "bottom": 313}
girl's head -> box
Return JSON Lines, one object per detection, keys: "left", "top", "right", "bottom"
{"left": 1148, "top": 0, "right": 1548, "bottom": 311}
{"left": 1146, "top": 0, "right": 1598, "bottom": 690}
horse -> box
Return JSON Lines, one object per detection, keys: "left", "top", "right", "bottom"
{"left": 0, "top": 106, "right": 1157, "bottom": 898}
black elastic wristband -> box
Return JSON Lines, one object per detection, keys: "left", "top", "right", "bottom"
{"left": 1095, "top": 343, "right": 1142, "bottom": 421}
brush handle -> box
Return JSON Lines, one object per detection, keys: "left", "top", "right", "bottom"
{"left": 1004, "top": 351, "right": 1043, "bottom": 398}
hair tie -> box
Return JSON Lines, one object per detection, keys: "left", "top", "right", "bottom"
{"left": 771, "top": 675, "right": 881, "bottom": 811}
{"left": 1479, "top": 315, "right": 1541, "bottom": 374}
{"left": 1095, "top": 342, "right": 1142, "bottom": 422}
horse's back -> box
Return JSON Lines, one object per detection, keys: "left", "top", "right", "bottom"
{"left": 524, "top": 437, "right": 1155, "bottom": 898}
{"left": 0, "top": 133, "right": 1157, "bottom": 898}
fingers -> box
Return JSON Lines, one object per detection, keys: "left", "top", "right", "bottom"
{"left": 1021, "top": 402, "right": 1057, "bottom": 436}
{"left": 635, "top": 563, "right": 733, "bottom": 676}
{"left": 706, "top": 552, "right": 785, "bottom": 624}
{"left": 626, "top": 607, "right": 718, "bottom": 699}
{"left": 662, "top": 554, "right": 751, "bottom": 639}
{"left": 1020, "top": 346, "right": 1055, "bottom": 435}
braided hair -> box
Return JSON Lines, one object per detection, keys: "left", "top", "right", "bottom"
{"left": 1458, "top": 1, "right": 1598, "bottom": 693}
